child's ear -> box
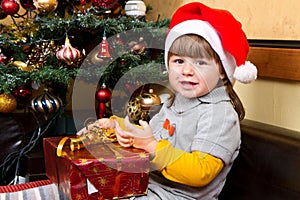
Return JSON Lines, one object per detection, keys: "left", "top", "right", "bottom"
{"left": 218, "top": 64, "right": 226, "bottom": 79}
{"left": 219, "top": 73, "right": 226, "bottom": 80}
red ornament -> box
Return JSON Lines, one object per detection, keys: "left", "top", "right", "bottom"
{"left": 13, "top": 85, "right": 32, "bottom": 109}
{"left": 120, "top": 58, "right": 125, "bottom": 65}
{"left": 95, "top": 84, "right": 111, "bottom": 119}
{"left": 79, "top": 0, "right": 87, "bottom": 12}
{"left": 91, "top": 0, "right": 119, "bottom": 10}
{"left": 20, "top": 0, "right": 35, "bottom": 10}
{"left": 131, "top": 37, "right": 147, "bottom": 55}
{"left": 97, "top": 31, "right": 111, "bottom": 59}
{"left": 115, "top": 34, "right": 124, "bottom": 45}
{"left": 125, "top": 83, "right": 134, "bottom": 94}
{"left": 56, "top": 36, "right": 81, "bottom": 65}
{"left": 80, "top": 0, "right": 86, "bottom": 5}
{"left": 0, "top": 51, "right": 7, "bottom": 64}
{"left": 13, "top": 85, "right": 32, "bottom": 100}
{"left": 1, "top": 0, "right": 20, "bottom": 15}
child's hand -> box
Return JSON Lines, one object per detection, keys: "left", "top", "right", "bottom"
{"left": 76, "top": 118, "right": 115, "bottom": 136}
{"left": 115, "top": 116, "right": 158, "bottom": 153}
{"left": 95, "top": 118, "right": 115, "bottom": 129}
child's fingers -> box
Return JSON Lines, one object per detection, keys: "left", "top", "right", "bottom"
{"left": 115, "top": 121, "right": 133, "bottom": 147}
{"left": 115, "top": 121, "right": 131, "bottom": 138}
{"left": 95, "top": 118, "right": 114, "bottom": 129}
{"left": 138, "top": 120, "right": 152, "bottom": 133}
{"left": 77, "top": 127, "right": 88, "bottom": 136}
{"left": 124, "top": 116, "right": 142, "bottom": 133}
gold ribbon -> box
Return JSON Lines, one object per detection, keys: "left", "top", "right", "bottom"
{"left": 56, "top": 137, "right": 84, "bottom": 157}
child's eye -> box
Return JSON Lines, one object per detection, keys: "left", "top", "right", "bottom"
{"left": 174, "top": 59, "right": 184, "bottom": 64}
{"left": 195, "top": 60, "right": 207, "bottom": 65}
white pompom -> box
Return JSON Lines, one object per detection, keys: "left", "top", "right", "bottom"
{"left": 233, "top": 61, "right": 258, "bottom": 83}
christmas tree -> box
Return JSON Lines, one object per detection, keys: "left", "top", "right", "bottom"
{"left": 0, "top": 0, "right": 169, "bottom": 115}
{"left": 0, "top": 0, "right": 170, "bottom": 185}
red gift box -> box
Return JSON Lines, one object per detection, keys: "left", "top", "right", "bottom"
{"left": 44, "top": 137, "right": 149, "bottom": 200}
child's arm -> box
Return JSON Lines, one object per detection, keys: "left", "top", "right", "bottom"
{"left": 151, "top": 140, "right": 224, "bottom": 187}
{"left": 113, "top": 118, "right": 222, "bottom": 186}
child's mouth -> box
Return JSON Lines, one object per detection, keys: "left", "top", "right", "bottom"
{"left": 180, "top": 81, "right": 198, "bottom": 89}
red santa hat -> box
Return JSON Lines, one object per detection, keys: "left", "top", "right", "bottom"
{"left": 165, "top": 2, "right": 257, "bottom": 84}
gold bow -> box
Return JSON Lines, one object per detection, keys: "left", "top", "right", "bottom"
{"left": 57, "top": 137, "right": 83, "bottom": 157}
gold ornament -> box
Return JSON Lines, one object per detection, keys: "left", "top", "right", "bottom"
{"left": 27, "top": 41, "right": 59, "bottom": 68}
{"left": 0, "top": 93, "right": 17, "bottom": 113}
{"left": 127, "top": 96, "right": 149, "bottom": 123}
{"left": 139, "top": 89, "right": 161, "bottom": 111}
{"left": 30, "top": 89, "right": 62, "bottom": 116}
{"left": 33, "top": 0, "right": 58, "bottom": 14}
{"left": 12, "top": 61, "right": 34, "bottom": 71}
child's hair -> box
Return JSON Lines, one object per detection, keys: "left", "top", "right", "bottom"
{"left": 167, "top": 34, "right": 245, "bottom": 121}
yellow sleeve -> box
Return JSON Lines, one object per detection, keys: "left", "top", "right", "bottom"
{"left": 151, "top": 140, "right": 224, "bottom": 187}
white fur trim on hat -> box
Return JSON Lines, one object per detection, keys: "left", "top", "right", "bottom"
{"left": 233, "top": 61, "right": 257, "bottom": 83}
{"left": 165, "top": 20, "right": 258, "bottom": 84}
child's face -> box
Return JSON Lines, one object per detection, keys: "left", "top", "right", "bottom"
{"left": 168, "top": 55, "right": 221, "bottom": 98}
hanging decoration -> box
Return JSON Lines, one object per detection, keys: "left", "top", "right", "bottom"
{"left": 30, "top": 89, "right": 63, "bottom": 119}
{"left": 0, "top": 93, "right": 17, "bottom": 113}
{"left": 124, "top": 0, "right": 146, "bottom": 17}
{"left": 1, "top": 0, "right": 20, "bottom": 15}
{"left": 79, "top": 0, "right": 87, "bottom": 12}
{"left": 91, "top": 0, "right": 120, "bottom": 13}
{"left": 127, "top": 95, "right": 149, "bottom": 124}
{"left": 12, "top": 61, "right": 34, "bottom": 71}
{"left": 20, "top": 0, "right": 36, "bottom": 10}
{"left": 139, "top": 88, "right": 161, "bottom": 111}
{"left": 95, "top": 83, "right": 112, "bottom": 119}
{"left": 127, "top": 87, "right": 161, "bottom": 123}
{"left": 56, "top": 36, "right": 81, "bottom": 66}
{"left": 28, "top": 41, "right": 59, "bottom": 68}
{"left": 97, "top": 30, "right": 111, "bottom": 60}
{"left": 33, "top": 0, "right": 58, "bottom": 14}
{"left": 130, "top": 37, "right": 147, "bottom": 55}
{"left": 115, "top": 34, "right": 125, "bottom": 48}
{"left": 125, "top": 82, "right": 135, "bottom": 94}
{"left": 13, "top": 85, "right": 32, "bottom": 109}
{"left": 79, "top": 0, "right": 87, "bottom": 6}
{"left": 0, "top": 50, "right": 7, "bottom": 64}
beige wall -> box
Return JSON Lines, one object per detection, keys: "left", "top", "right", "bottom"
{"left": 145, "top": 0, "right": 300, "bottom": 132}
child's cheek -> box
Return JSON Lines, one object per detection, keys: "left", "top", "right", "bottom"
{"left": 197, "top": 67, "right": 220, "bottom": 92}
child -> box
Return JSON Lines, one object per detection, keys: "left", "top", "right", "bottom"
{"left": 81, "top": 2, "right": 257, "bottom": 199}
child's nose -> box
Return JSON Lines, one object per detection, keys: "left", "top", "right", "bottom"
{"left": 182, "top": 62, "right": 195, "bottom": 75}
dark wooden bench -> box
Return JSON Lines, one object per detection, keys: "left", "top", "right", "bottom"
{"left": 220, "top": 119, "right": 300, "bottom": 200}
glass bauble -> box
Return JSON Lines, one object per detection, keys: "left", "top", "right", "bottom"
{"left": 33, "top": 0, "right": 58, "bottom": 13}
{"left": 1, "top": 0, "right": 20, "bottom": 15}
{"left": 125, "top": 0, "right": 146, "bottom": 17}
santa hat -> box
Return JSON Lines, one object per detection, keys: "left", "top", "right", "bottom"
{"left": 165, "top": 2, "right": 257, "bottom": 84}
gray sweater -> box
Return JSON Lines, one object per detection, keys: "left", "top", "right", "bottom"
{"left": 136, "top": 84, "right": 241, "bottom": 200}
